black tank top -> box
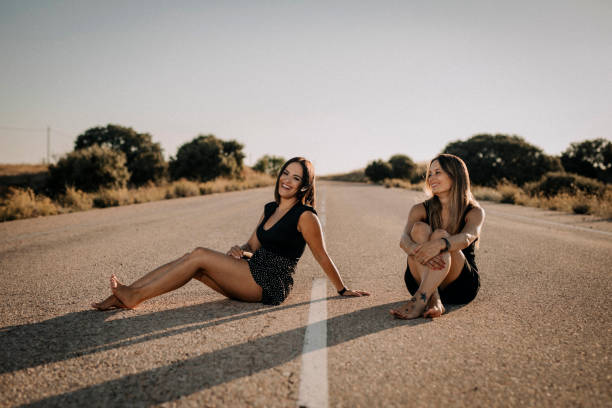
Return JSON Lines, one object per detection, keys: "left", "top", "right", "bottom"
{"left": 424, "top": 201, "right": 478, "bottom": 271}
{"left": 256, "top": 202, "right": 317, "bottom": 260}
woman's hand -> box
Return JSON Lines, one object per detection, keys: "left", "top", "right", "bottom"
{"left": 226, "top": 245, "right": 243, "bottom": 259}
{"left": 340, "top": 288, "right": 371, "bottom": 297}
{"left": 411, "top": 240, "right": 446, "bottom": 268}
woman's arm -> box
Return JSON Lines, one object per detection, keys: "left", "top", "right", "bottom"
{"left": 413, "top": 206, "right": 485, "bottom": 264}
{"left": 298, "top": 211, "right": 369, "bottom": 297}
{"left": 399, "top": 203, "right": 427, "bottom": 255}
{"left": 227, "top": 212, "right": 264, "bottom": 259}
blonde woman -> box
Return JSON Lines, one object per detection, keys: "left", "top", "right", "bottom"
{"left": 92, "top": 157, "right": 368, "bottom": 310}
{"left": 391, "top": 154, "right": 485, "bottom": 319}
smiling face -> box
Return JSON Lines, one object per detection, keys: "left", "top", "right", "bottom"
{"left": 427, "top": 160, "right": 453, "bottom": 195}
{"left": 277, "top": 162, "right": 304, "bottom": 199}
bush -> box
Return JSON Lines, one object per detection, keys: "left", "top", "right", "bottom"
{"left": 0, "top": 187, "right": 59, "bottom": 221}
{"left": 171, "top": 179, "right": 201, "bottom": 197}
{"left": 388, "top": 154, "right": 416, "bottom": 180}
{"left": 365, "top": 159, "right": 392, "bottom": 182}
{"left": 49, "top": 145, "right": 130, "bottom": 193}
{"left": 443, "top": 134, "right": 562, "bottom": 186}
{"left": 253, "top": 155, "right": 286, "bottom": 177}
{"left": 59, "top": 187, "right": 93, "bottom": 211}
{"left": 525, "top": 172, "right": 606, "bottom": 197}
{"left": 93, "top": 188, "right": 132, "bottom": 208}
{"left": 561, "top": 138, "right": 612, "bottom": 183}
{"left": 75, "top": 124, "right": 167, "bottom": 185}
{"left": 169, "top": 135, "right": 245, "bottom": 182}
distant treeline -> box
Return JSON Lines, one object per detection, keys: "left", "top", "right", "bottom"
{"left": 365, "top": 134, "right": 611, "bottom": 190}
{"left": 8, "top": 124, "right": 286, "bottom": 196}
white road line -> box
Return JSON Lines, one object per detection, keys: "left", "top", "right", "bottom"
{"left": 297, "top": 188, "right": 328, "bottom": 408}
{"left": 486, "top": 209, "right": 612, "bottom": 237}
{"left": 297, "top": 278, "right": 328, "bottom": 408}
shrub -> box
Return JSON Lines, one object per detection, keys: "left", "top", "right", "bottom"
{"left": 75, "top": 124, "right": 167, "bottom": 185}
{"left": 93, "top": 188, "right": 132, "bottom": 208}
{"left": 0, "top": 187, "right": 59, "bottom": 221}
{"left": 169, "top": 135, "right": 245, "bottom": 182}
{"left": 171, "top": 179, "right": 201, "bottom": 197}
{"left": 443, "top": 134, "right": 562, "bottom": 186}
{"left": 365, "top": 159, "right": 392, "bottom": 182}
{"left": 388, "top": 154, "right": 416, "bottom": 180}
{"left": 59, "top": 187, "right": 93, "bottom": 211}
{"left": 561, "top": 138, "right": 612, "bottom": 183}
{"left": 526, "top": 172, "right": 605, "bottom": 197}
{"left": 253, "top": 155, "right": 286, "bottom": 177}
{"left": 49, "top": 145, "right": 130, "bottom": 193}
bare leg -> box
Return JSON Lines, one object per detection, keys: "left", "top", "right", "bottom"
{"left": 393, "top": 228, "right": 466, "bottom": 319}
{"left": 391, "top": 222, "right": 432, "bottom": 319}
{"left": 111, "top": 247, "right": 262, "bottom": 308}
{"left": 92, "top": 253, "right": 190, "bottom": 310}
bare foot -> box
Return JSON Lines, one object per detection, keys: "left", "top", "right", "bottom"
{"left": 423, "top": 292, "right": 445, "bottom": 318}
{"left": 91, "top": 294, "right": 127, "bottom": 311}
{"left": 390, "top": 292, "right": 428, "bottom": 319}
{"left": 110, "top": 274, "right": 140, "bottom": 309}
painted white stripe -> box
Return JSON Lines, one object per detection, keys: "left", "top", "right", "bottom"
{"left": 486, "top": 209, "right": 612, "bottom": 237}
{"left": 317, "top": 187, "right": 326, "bottom": 227}
{"left": 297, "top": 278, "right": 328, "bottom": 408}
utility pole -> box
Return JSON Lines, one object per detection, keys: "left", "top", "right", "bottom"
{"left": 46, "top": 126, "right": 50, "bottom": 164}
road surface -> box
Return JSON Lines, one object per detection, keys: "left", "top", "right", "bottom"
{"left": 1, "top": 181, "right": 610, "bottom": 407}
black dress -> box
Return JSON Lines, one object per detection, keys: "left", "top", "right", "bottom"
{"left": 248, "top": 201, "right": 317, "bottom": 305}
{"left": 404, "top": 201, "right": 480, "bottom": 304}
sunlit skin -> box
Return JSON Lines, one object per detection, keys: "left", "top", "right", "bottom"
{"left": 93, "top": 161, "right": 369, "bottom": 310}
{"left": 390, "top": 160, "right": 485, "bottom": 319}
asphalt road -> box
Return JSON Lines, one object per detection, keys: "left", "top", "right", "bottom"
{"left": 1, "top": 181, "right": 610, "bottom": 407}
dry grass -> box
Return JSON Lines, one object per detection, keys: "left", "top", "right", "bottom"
{"left": 474, "top": 183, "right": 612, "bottom": 219}
{"left": 0, "top": 187, "right": 60, "bottom": 221}
{"left": 0, "top": 164, "right": 49, "bottom": 177}
{"left": 59, "top": 187, "right": 93, "bottom": 211}
{"left": 382, "top": 178, "right": 424, "bottom": 191}
{"left": 0, "top": 170, "right": 276, "bottom": 222}
{"left": 320, "top": 169, "right": 368, "bottom": 183}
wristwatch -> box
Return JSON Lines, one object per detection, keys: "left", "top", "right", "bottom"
{"left": 440, "top": 237, "right": 451, "bottom": 252}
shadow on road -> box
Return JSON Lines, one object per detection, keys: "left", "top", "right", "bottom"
{"left": 13, "top": 300, "right": 431, "bottom": 407}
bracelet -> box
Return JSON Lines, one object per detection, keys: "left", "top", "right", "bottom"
{"left": 440, "top": 237, "right": 451, "bottom": 253}
{"left": 338, "top": 287, "right": 347, "bottom": 295}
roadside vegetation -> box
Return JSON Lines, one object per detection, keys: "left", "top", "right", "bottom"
{"left": 327, "top": 135, "right": 612, "bottom": 220}
{"left": 1, "top": 124, "right": 277, "bottom": 222}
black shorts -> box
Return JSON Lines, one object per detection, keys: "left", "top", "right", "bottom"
{"left": 404, "top": 260, "right": 480, "bottom": 305}
{"left": 248, "top": 248, "right": 297, "bottom": 305}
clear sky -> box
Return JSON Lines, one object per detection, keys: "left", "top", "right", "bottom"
{"left": 1, "top": 0, "right": 610, "bottom": 175}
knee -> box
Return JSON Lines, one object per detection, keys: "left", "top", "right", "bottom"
{"left": 190, "top": 247, "right": 211, "bottom": 259}
{"left": 430, "top": 229, "right": 450, "bottom": 240}
{"left": 410, "top": 222, "right": 432, "bottom": 243}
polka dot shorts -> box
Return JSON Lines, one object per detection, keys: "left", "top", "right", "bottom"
{"left": 248, "top": 248, "right": 297, "bottom": 305}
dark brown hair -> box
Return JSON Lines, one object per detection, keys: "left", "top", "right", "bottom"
{"left": 274, "top": 157, "right": 316, "bottom": 208}
{"left": 424, "top": 153, "right": 477, "bottom": 234}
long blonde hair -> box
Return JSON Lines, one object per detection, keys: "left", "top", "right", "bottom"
{"left": 424, "top": 154, "right": 476, "bottom": 234}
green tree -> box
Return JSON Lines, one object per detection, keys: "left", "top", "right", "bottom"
{"left": 169, "top": 135, "right": 245, "bottom": 181}
{"left": 74, "top": 124, "right": 167, "bottom": 185}
{"left": 48, "top": 145, "right": 130, "bottom": 192}
{"left": 443, "top": 134, "right": 562, "bottom": 186}
{"left": 253, "top": 155, "right": 286, "bottom": 177}
{"left": 365, "top": 159, "right": 393, "bottom": 182}
{"left": 561, "top": 138, "right": 612, "bottom": 183}
{"left": 388, "top": 154, "right": 416, "bottom": 180}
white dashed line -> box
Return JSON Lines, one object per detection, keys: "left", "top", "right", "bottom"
{"left": 297, "top": 188, "right": 328, "bottom": 408}
{"left": 297, "top": 278, "right": 328, "bottom": 408}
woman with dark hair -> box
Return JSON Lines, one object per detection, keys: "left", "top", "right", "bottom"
{"left": 390, "top": 154, "right": 485, "bottom": 319}
{"left": 92, "top": 157, "right": 368, "bottom": 310}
